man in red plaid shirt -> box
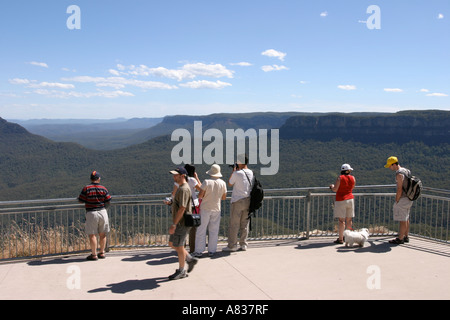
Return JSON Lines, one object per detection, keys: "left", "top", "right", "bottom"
{"left": 78, "top": 171, "right": 112, "bottom": 260}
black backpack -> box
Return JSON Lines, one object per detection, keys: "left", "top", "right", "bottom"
{"left": 399, "top": 168, "right": 423, "bottom": 201}
{"left": 244, "top": 170, "right": 264, "bottom": 231}
{"left": 244, "top": 170, "right": 264, "bottom": 213}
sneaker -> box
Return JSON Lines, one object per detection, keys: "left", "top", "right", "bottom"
{"left": 389, "top": 237, "right": 404, "bottom": 245}
{"left": 168, "top": 269, "right": 188, "bottom": 280}
{"left": 238, "top": 245, "right": 248, "bottom": 251}
{"left": 404, "top": 236, "right": 409, "bottom": 243}
{"left": 222, "top": 246, "right": 237, "bottom": 252}
{"left": 208, "top": 252, "right": 215, "bottom": 257}
{"left": 186, "top": 257, "right": 199, "bottom": 273}
{"left": 191, "top": 252, "right": 203, "bottom": 258}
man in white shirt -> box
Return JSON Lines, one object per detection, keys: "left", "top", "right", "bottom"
{"left": 224, "top": 155, "right": 253, "bottom": 252}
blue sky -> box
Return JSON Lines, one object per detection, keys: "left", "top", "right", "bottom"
{"left": 0, "top": 0, "right": 449, "bottom": 119}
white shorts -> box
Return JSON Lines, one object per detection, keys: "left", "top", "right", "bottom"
{"left": 393, "top": 197, "right": 413, "bottom": 222}
{"left": 334, "top": 199, "right": 355, "bottom": 219}
{"left": 85, "top": 208, "right": 110, "bottom": 235}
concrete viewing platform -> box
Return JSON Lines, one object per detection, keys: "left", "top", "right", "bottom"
{"left": 0, "top": 236, "right": 449, "bottom": 301}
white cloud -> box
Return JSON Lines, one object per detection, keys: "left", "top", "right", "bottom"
{"left": 337, "top": 85, "right": 356, "bottom": 90}
{"left": 115, "top": 63, "right": 234, "bottom": 81}
{"left": 9, "top": 61, "right": 237, "bottom": 104}
{"left": 261, "top": 49, "right": 287, "bottom": 61}
{"left": 62, "top": 76, "right": 178, "bottom": 90}
{"left": 61, "top": 67, "right": 76, "bottom": 72}
{"left": 230, "top": 62, "right": 252, "bottom": 67}
{"left": 29, "top": 82, "right": 75, "bottom": 89}
{"left": 0, "top": 92, "right": 20, "bottom": 98}
{"left": 117, "top": 65, "right": 179, "bottom": 80}
{"left": 9, "top": 78, "right": 74, "bottom": 89}
{"left": 320, "top": 11, "right": 328, "bottom": 17}
{"left": 9, "top": 78, "right": 30, "bottom": 85}
{"left": 261, "top": 65, "right": 288, "bottom": 72}
{"left": 142, "top": 66, "right": 190, "bottom": 81}
{"left": 108, "top": 69, "right": 121, "bottom": 76}
{"left": 384, "top": 88, "right": 403, "bottom": 93}
{"left": 183, "top": 63, "right": 234, "bottom": 79}
{"left": 33, "top": 89, "right": 134, "bottom": 99}
{"left": 96, "top": 82, "right": 125, "bottom": 90}
{"left": 121, "top": 65, "right": 185, "bottom": 80}
{"left": 66, "top": 73, "right": 233, "bottom": 91}
{"left": 179, "top": 80, "right": 232, "bottom": 89}
{"left": 96, "top": 90, "right": 135, "bottom": 98}
{"left": 28, "top": 61, "right": 49, "bottom": 68}
{"left": 418, "top": 89, "right": 447, "bottom": 96}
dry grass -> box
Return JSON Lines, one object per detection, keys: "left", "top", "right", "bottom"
{"left": 1, "top": 225, "right": 86, "bottom": 259}
{"left": 1, "top": 221, "right": 396, "bottom": 260}
{"left": 0, "top": 223, "right": 170, "bottom": 260}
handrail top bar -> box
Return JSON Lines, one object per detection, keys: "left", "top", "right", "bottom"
{"left": 0, "top": 184, "right": 448, "bottom": 207}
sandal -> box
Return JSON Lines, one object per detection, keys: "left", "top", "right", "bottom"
{"left": 333, "top": 238, "right": 343, "bottom": 244}
{"left": 389, "top": 238, "right": 404, "bottom": 245}
{"left": 97, "top": 252, "right": 106, "bottom": 259}
{"left": 86, "top": 254, "right": 98, "bottom": 261}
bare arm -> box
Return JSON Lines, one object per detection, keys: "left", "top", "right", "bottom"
{"left": 395, "top": 173, "right": 404, "bottom": 203}
{"left": 169, "top": 206, "right": 186, "bottom": 235}
{"left": 329, "top": 176, "right": 341, "bottom": 192}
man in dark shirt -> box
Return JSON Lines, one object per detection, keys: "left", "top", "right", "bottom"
{"left": 167, "top": 167, "right": 198, "bottom": 280}
{"left": 78, "top": 171, "right": 112, "bottom": 260}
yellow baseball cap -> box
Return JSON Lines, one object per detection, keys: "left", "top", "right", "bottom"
{"left": 384, "top": 156, "right": 398, "bottom": 168}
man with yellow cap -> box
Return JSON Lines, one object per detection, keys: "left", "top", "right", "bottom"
{"left": 384, "top": 156, "right": 413, "bottom": 244}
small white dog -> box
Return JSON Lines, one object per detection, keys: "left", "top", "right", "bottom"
{"left": 343, "top": 228, "right": 369, "bottom": 247}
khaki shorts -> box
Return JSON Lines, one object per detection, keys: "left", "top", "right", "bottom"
{"left": 85, "top": 208, "right": 110, "bottom": 235}
{"left": 393, "top": 197, "right": 413, "bottom": 221}
{"left": 333, "top": 199, "right": 355, "bottom": 219}
{"left": 169, "top": 224, "right": 191, "bottom": 247}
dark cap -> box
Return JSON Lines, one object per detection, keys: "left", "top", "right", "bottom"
{"left": 169, "top": 167, "right": 188, "bottom": 175}
{"left": 90, "top": 171, "right": 101, "bottom": 180}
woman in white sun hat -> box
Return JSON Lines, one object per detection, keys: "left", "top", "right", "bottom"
{"left": 193, "top": 164, "right": 227, "bottom": 257}
{"left": 329, "top": 164, "right": 356, "bottom": 244}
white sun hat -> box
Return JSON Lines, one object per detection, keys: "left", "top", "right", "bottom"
{"left": 206, "top": 164, "right": 222, "bottom": 178}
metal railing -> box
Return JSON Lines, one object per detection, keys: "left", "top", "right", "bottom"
{"left": 0, "top": 185, "right": 449, "bottom": 261}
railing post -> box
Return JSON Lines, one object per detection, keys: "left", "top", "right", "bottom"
{"left": 305, "top": 190, "right": 312, "bottom": 240}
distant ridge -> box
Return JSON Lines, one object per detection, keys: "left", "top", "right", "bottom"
{"left": 139, "top": 112, "right": 300, "bottom": 136}
{"left": 11, "top": 110, "right": 448, "bottom": 150}
{"left": 13, "top": 117, "right": 163, "bottom": 150}
{"left": 0, "top": 117, "right": 30, "bottom": 135}
{"left": 280, "top": 110, "right": 450, "bottom": 145}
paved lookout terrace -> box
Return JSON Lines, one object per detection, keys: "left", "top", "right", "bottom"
{"left": 0, "top": 236, "right": 449, "bottom": 302}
